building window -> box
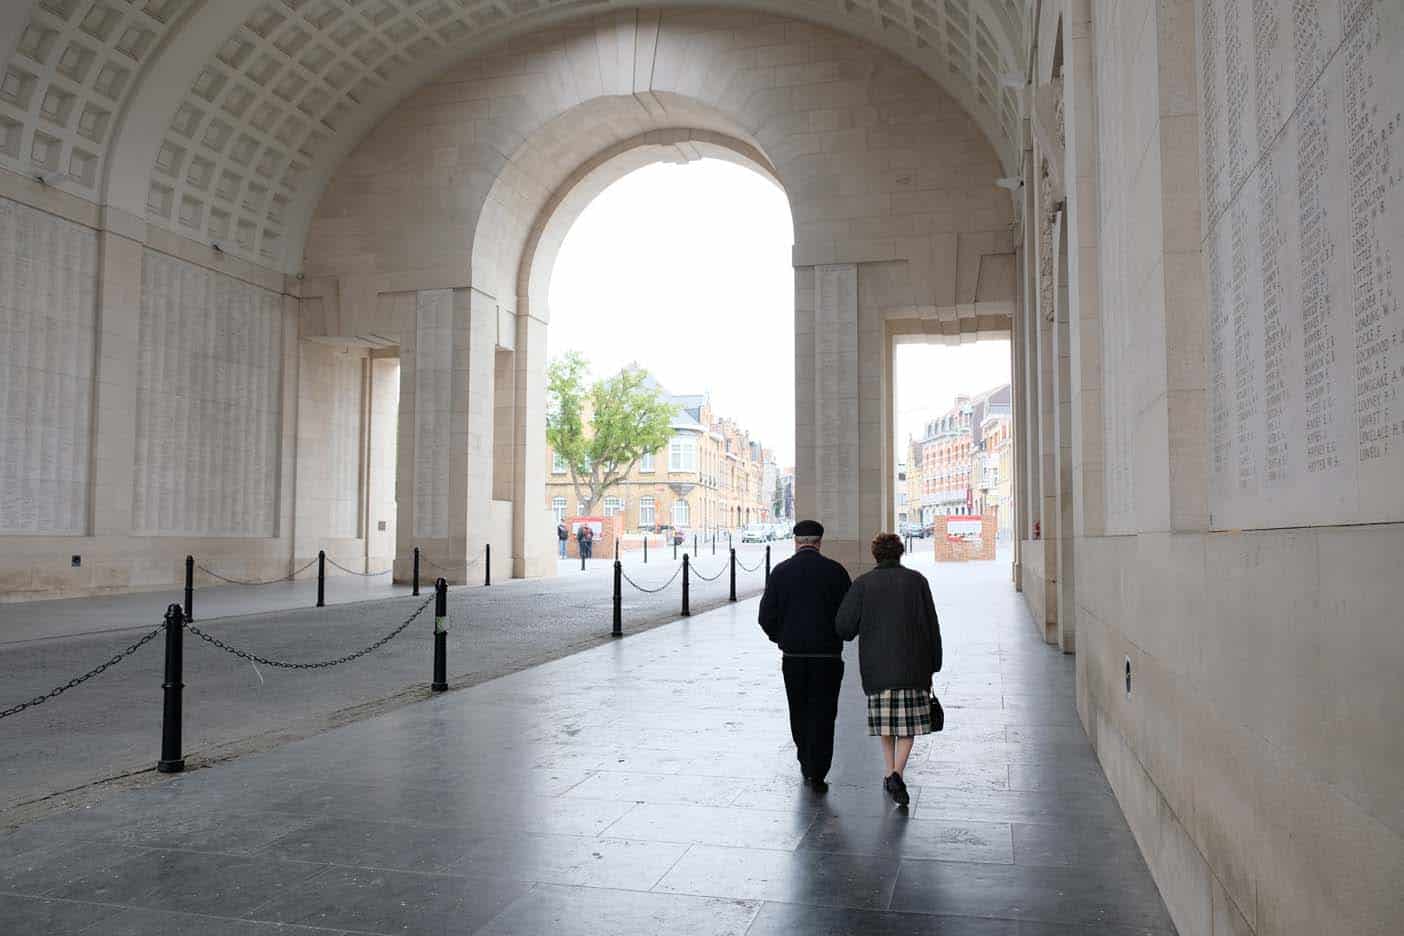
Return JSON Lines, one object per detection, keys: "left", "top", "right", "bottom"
{"left": 640, "top": 451, "right": 655, "bottom": 472}
{"left": 639, "top": 496, "right": 655, "bottom": 527}
{"left": 552, "top": 452, "right": 567, "bottom": 474}
{"left": 552, "top": 497, "right": 566, "bottom": 522}
{"left": 579, "top": 501, "right": 588, "bottom": 517}
{"left": 672, "top": 499, "right": 690, "bottom": 528}
{"left": 603, "top": 496, "right": 622, "bottom": 518}
{"left": 669, "top": 435, "right": 697, "bottom": 472}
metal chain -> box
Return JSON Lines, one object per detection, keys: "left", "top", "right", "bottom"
{"left": 736, "top": 556, "right": 764, "bottom": 573}
{"left": 0, "top": 625, "right": 164, "bottom": 720}
{"left": 621, "top": 564, "right": 684, "bottom": 594}
{"left": 325, "top": 556, "right": 393, "bottom": 577}
{"left": 689, "top": 562, "right": 727, "bottom": 582}
{"left": 185, "top": 596, "right": 434, "bottom": 669}
{"left": 196, "top": 556, "right": 319, "bottom": 587}
{"left": 418, "top": 553, "right": 455, "bottom": 573}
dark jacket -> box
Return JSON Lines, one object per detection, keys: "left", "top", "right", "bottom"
{"left": 835, "top": 560, "right": 941, "bottom": 693}
{"left": 757, "top": 547, "right": 852, "bottom": 656}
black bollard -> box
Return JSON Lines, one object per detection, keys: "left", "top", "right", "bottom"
{"left": 729, "top": 547, "right": 737, "bottom": 602}
{"left": 681, "top": 553, "right": 691, "bottom": 617}
{"left": 432, "top": 578, "right": 448, "bottom": 692}
{"left": 316, "top": 549, "right": 326, "bottom": 608}
{"left": 765, "top": 544, "right": 771, "bottom": 584}
{"left": 183, "top": 555, "right": 194, "bottom": 623}
{"left": 693, "top": 534, "right": 698, "bottom": 555}
{"left": 485, "top": 544, "right": 491, "bottom": 587}
{"left": 413, "top": 546, "right": 421, "bottom": 596}
{"left": 644, "top": 536, "right": 648, "bottom": 563}
{"left": 157, "top": 604, "right": 185, "bottom": 773}
{"left": 673, "top": 538, "right": 678, "bottom": 560}
{"left": 712, "top": 532, "right": 716, "bottom": 556}
{"left": 614, "top": 540, "right": 619, "bottom": 561}
{"left": 580, "top": 547, "right": 586, "bottom": 572}
{"left": 612, "top": 560, "right": 623, "bottom": 638}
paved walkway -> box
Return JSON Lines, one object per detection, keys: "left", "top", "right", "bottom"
{"left": 0, "top": 546, "right": 786, "bottom": 810}
{"left": 0, "top": 554, "right": 1175, "bottom": 935}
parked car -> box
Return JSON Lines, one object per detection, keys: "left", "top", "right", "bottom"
{"left": 741, "top": 525, "right": 771, "bottom": 544}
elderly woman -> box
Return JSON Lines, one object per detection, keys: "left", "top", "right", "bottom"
{"left": 834, "top": 532, "right": 942, "bottom": 806}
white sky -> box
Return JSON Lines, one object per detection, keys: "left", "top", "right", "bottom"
{"left": 548, "top": 158, "right": 1010, "bottom": 467}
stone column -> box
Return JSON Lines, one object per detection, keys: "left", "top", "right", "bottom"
{"left": 394, "top": 287, "right": 495, "bottom": 584}
{"left": 793, "top": 272, "right": 816, "bottom": 522}
{"left": 1052, "top": 215, "right": 1077, "bottom": 653}
{"left": 511, "top": 311, "right": 554, "bottom": 578}
{"left": 811, "top": 264, "right": 863, "bottom": 571}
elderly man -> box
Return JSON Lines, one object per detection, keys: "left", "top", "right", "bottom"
{"left": 757, "top": 520, "right": 852, "bottom": 792}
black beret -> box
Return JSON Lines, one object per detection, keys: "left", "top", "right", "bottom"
{"left": 793, "top": 520, "right": 824, "bottom": 537}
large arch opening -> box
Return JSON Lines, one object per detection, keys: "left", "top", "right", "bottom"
{"left": 539, "top": 152, "right": 795, "bottom": 574}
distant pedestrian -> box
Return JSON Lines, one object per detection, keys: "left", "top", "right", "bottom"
{"left": 757, "top": 520, "right": 852, "bottom": 792}
{"left": 835, "top": 532, "right": 942, "bottom": 807}
{"left": 582, "top": 524, "right": 594, "bottom": 559}
{"left": 557, "top": 522, "right": 568, "bottom": 558}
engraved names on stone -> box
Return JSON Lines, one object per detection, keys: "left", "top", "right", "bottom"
{"left": 134, "top": 251, "right": 282, "bottom": 536}
{"left": 1206, "top": 0, "right": 1404, "bottom": 527}
{"left": 0, "top": 199, "right": 97, "bottom": 534}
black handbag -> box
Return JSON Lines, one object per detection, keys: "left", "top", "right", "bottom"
{"left": 929, "top": 690, "right": 945, "bottom": 732}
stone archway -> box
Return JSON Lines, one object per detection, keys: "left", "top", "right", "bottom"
{"left": 295, "top": 9, "right": 1013, "bottom": 581}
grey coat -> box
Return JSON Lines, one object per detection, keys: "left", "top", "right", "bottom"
{"left": 834, "top": 560, "right": 942, "bottom": 694}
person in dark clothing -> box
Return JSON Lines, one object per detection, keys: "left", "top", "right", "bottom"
{"left": 758, "top": 519, "right": 852, "bottom": 792}
{"left": 835, "top": 532, "right": 942, "bottom": 807}
{"left": 581, "top": 525, "right": 594, "bottom": 559}
{"left": 557, "top": 522, "right": 568, "bottom": 559}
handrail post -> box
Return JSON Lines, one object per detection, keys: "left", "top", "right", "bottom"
{"left": 729, "top": 547, "right": 737, "bottom": 602}
{"left": 157, "top": 604, "right": 185, "bottom": 774}
{"left": 183, "top": 555, "right": 194, "bottom": 623}
{"left": 316, "top": 550, "right": 326, "bottom": 608}
{"left": 432, "top": 577, "right": 448, "bottom": 692}
{"left": 681, "top": 553, "right": 691, "bottom": 617}
{"left": 612, "top": 560, "right": 623, "bottom": 638}
{"left": 484, "top": 544, "right": 491, "bottom": 587}
{"left": 413, "top": 546, "right": 420, "bottom": 596}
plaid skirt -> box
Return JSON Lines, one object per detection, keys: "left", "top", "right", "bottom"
{"left": 866, "top": 688, "right": 933, "bottom": 736}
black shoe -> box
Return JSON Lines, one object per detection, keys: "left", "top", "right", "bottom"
{"left": 807, "top": 776, "right": 829, "bottom": 794}
{"left": 884, "top": 772, "right": 910, "bottom": 806}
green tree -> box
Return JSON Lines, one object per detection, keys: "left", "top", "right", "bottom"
{"left": 546, "top": 352, "right": 676, "bottom": 516}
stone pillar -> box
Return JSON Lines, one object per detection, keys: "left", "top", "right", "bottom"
{"left": 394, "top": 287, "right": 495, "bottom": 584}
{"left": 1052, "top": 215, "right": 1077, "bottom": 653}
{"left": 811, "top": 264, "right": 863, "bottom": 571}
{"left": 793, "top": 272, "right": 816, "bottom": 523}
{"left": 511, "top": 311, "right": 554, "bottom": 578}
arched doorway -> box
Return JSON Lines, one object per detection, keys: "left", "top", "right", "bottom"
{"left": 292, "top": 10, "right": 1015, "bottom": 582}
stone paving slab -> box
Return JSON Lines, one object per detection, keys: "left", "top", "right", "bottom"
{"left": 0, "top": 554, "right": 1176, "bottom": 934}
{"left": 0, "top": 546, "right": 785, "bottom": 810}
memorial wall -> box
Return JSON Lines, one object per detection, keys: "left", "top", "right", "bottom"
{"left": 0, "top": 198, "right": 97, "bottom": 536}
{"left": 1201, "top": 0, "right": 1403, "bottom": 530}
{"left": 134, "top": 250, "right": 283, "bottom": 537}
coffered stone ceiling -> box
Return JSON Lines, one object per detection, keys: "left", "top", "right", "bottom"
{"left": 0, "top": 0, "right": 1026, "bottom": 271}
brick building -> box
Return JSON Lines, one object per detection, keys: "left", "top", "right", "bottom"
{"left": 906, "top": 384, "right": 1012, "bottom": 530}
{"left": 545, "top": 392, "right": 771, "bottom": 535}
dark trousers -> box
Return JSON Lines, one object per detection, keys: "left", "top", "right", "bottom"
{"left": 782, "top": 657, "right": 844, "bottom": 781}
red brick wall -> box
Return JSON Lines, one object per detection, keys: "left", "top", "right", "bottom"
{"left": 932, "top": 513, "right": 997, "bottom": 561}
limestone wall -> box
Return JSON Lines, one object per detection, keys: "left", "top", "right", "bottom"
{"left": 0, "top": 198, "right": 96, "bottom": 536}
{"left": 133, "top": 250, "right": 283, "bottom": 537}
{"left": 1044, "top": 1, "right": 1404, "bottom": 933}
{"left": 0, "top": 179, "right": 388, "bottom": 603}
